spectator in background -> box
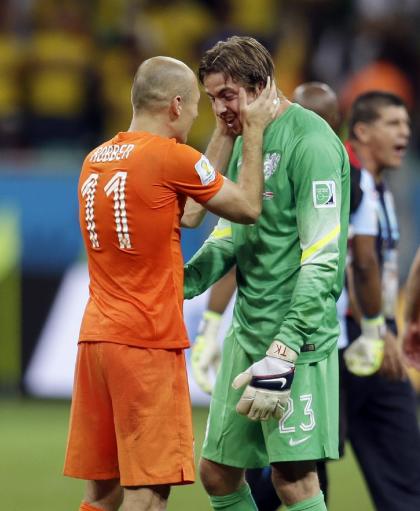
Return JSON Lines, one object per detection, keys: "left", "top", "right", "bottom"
{"left": 0, "top": 2, "right": 25, "bottom": 147}
{"left": 137, "top": 0, "right": 215, "bottom": 64}
{"left": 310, "top": 0, "right": 419, "bottom": 125}
{"left": 292, "top": 81, "right": 340, "bottom": 132}
{"left": 98, "top": 35, "right": 145, "bottom": 140}
{"left": 342, "top": 91, "right": 420, "bottom": 511}
{"left": 340, "top": 60, "right": 414, "bottom": 117}
{"left": 132, "top": 0, "right": 218, "bottom": 151}
{"left": 23, "top": 0, "right": 97, "bottom": 148}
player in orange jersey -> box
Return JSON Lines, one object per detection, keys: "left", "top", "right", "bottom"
{"left": 63, "top": 55, "right": 279, "bottom": 511}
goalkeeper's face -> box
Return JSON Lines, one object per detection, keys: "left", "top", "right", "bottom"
{"left": 203, "top": 72, "right": 263, "bottom": 135}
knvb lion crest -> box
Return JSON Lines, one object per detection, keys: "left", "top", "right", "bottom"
{"left": 263, "top": 152, "right": 281, "bottom": 181}
{"left": 236, "top": 152, "right": 281, "bottom": 182}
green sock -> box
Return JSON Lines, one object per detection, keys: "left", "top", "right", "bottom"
{"left": 210, "top": 483, "right": 258, "bottom": 510}
{"left": 286, "top": 491, "right": 327, "bottom": 511}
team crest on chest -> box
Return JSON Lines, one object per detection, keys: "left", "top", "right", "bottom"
{"left": 236, "top": 152, "right": 281, "bottom": 182}
{"left": 263, "top": 152, "right": 281, "bottom": 181}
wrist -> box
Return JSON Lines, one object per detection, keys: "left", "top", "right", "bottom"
{"left": 361, "top": 315, "right": 386, "bottom": 339}
{"left": 213, "top": 126, "right": 235, "bottom": 141}
{"left": 242, "top": 123, "right": 265, "bottom": 137}
{"left": 203, "top": 310, "right": 222, "bottom": 321}
{"left": 267, "top": 340, "right": 298, "bottom": 363}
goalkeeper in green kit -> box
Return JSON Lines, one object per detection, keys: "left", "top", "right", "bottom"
{"left": 183, "top": 36, "right": 350, "bottom": 511}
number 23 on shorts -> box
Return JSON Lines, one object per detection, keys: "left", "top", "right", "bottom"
{"left": 278, "top": 393, "right": 316, "bottom": 445}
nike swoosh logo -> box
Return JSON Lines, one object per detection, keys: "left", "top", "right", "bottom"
{"left": 278, "top": 377, "right": 287, "bottom": 389}
{"left": 289, "top": 436, "right": 311, "bottom": 447}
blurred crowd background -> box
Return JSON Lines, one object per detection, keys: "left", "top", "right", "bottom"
{"left": 1, "top": 0, "right": 420, "bottom": 150}
{"left": 0, "top": 0, "right": 419, "bottom": 395}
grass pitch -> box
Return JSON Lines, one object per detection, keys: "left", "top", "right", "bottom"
{"left": 0, "top": 398, "right": 374, "bottom": 510}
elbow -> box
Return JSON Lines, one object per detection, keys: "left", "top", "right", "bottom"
{"left": 241, "top": 206, "right": 261, "bottom": 224}
{"left": 245, "top": 202, "right": 263, "bottom": 223}
{"left": 181, "top": 215, "right": 202, "bottom": 229}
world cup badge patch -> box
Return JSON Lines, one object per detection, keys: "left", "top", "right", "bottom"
{"left": 312, "top": 180, "right": 336, "bottom": 208}
{"left": 195, "top": 155, "right": 216, "bottom": 185}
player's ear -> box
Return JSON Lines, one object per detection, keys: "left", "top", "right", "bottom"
{"left": 255, "top": 79, "right": 267, "bottom": 96}
{"left": 353, "top": 122, "right": 371, "bottom": 144}
{"left": 170, "top": 96, "right": 182, "bottom": 119}
{"left": 255, "top": 82, "right": 265, "bottom": 98}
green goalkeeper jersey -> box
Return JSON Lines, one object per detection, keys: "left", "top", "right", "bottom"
{"left": 184, "top": 104, "right": 350, "bottom": 364}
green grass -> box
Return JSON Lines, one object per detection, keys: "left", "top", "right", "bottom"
{"left": 0, "top": 399, "right": 374, "bottom": 510}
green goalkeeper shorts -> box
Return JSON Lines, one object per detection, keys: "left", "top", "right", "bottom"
{"left": 202, "top": 331, "right": 339, "bottom": 467}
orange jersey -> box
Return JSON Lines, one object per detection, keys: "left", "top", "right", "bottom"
{"left": 78, "top": 131, "right": 223, "bottom": 349}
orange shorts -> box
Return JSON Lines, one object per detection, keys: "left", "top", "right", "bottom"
{"left": 63, "top": 342, "right": 195, "bottom": 486}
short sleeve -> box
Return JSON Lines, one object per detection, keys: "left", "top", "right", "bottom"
{"left": 164, "top": 142, "right": 224, "bottom": 203}
{"left": 350, "top": 170, "right": 378, "bottom": 236}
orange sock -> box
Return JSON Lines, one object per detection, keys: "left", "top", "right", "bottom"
{"left": 79, "top": 503, "right": 105, "bottom": 511}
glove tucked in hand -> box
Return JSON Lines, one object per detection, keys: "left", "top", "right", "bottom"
{"left": 191, "top": 310, "right": 222, "bottom": 394}
{"left": 344, "top": 315, "right": 386, "bottom": 376}
{"left": 232, "top": 341, "right": 297, "bottom": 422}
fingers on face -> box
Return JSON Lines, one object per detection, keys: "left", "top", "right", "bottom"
{"left": 262, "top": 76, "right": 279, "bottom": 117}
{"left": 237, "top": 87, "right": 247, "bottom": 112}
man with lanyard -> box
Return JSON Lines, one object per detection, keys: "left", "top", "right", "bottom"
{"left": 342, "top": 91, "right": 420, "bottom": 511}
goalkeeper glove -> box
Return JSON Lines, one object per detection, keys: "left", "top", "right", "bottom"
{"left": 232, "top": 341, "right": 297, "bottom": 421}
{"left": 344, "top": 315, "right": 386, "bottom": 376}
{"left": 191, "top": 310, "right": 222, "bottom": 394}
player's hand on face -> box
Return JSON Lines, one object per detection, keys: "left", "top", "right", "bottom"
{"left": 239, "top": 76, "right": 280, "bottom": 130}
{"left": 402, "top": 321, "right": 420, "bottom": 370}
{"left": 380, "top": 329, "right": 407, "bottom": 380}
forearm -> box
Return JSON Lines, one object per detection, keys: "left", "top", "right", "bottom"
{"left": 181, "top": 130, "right": 234, "bottom": 228}
{"left": 205, "top": 128, "right": 235, "bottom": 175}
{"left": 352, "top": 259, "right": 382, "bottom": 317}
{"left": 184, "top": 242, "right": 235, "bottom": 298}
{"left": 236, "top": 125, "right": 264, "bottom": 218}
{"left": 181, "top": 198, "right": 206, "bottom": 228}
{"left": 207, "top": 266, "right": 237, "bottom": 314}
{"left": 351, "top": 235, "right": 382, "bottom": 318}
{"left": 184, "top": 221, "right": 235, "bottom": 299}
{"left": 276, "top": 259, "right": 338, "bottom": 352}
{"left": 345, "top": 265, "right": 362, "bottom": 323}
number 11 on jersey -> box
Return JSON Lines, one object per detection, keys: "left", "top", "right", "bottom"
{"left": 81, "top": 172, "right": 132, "bottom": 250}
